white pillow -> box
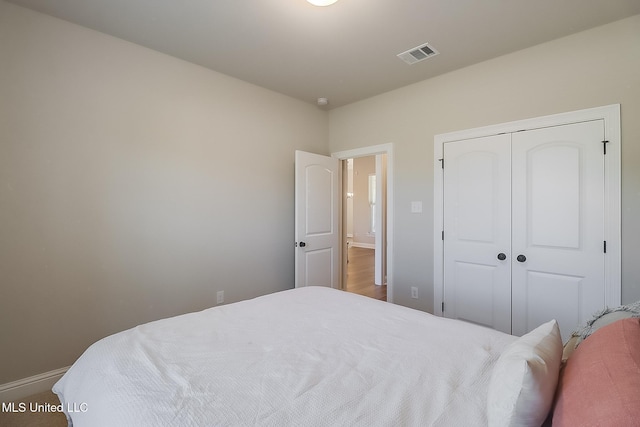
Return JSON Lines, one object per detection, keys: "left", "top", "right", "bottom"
{"left": 487, "top": 320, "right": 562, "bottom": 427}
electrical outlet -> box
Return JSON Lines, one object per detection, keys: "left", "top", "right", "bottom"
{"left": 411, "top": 286, "right": 418, "bottom": 299}
{"left": 216, "top": 291, "right": 224, "bottom": 304}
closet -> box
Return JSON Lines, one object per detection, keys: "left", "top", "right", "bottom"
{"left": 434, "top": 106, "right": 621, "bottom": 342}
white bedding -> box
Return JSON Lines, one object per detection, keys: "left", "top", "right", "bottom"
{"left": 53, "top": 287, "right": 516, "bottom": 426}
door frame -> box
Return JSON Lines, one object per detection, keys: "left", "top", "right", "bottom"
{"left": 433, "top": 104, "right": 621, "bottom": 316}
{"left": 332, "top": 143, "right": 394, "bottom": 303}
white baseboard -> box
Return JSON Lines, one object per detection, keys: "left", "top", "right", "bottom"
{"left": 350, "top": 242, "right": 375, "bottom": 249}
{"left": 0, "top": 367, "right": 69, "bottom": 402}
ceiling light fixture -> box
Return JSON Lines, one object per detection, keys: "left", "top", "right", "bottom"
{"left": 307, "top": 0, "right": 339, "bottom": 6}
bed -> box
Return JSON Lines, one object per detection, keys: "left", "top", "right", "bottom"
{"left": 53, "top": 287, "right": 564, "bottom": 426}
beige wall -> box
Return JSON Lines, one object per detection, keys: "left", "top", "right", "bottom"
{"left": 329, "top": 15, "right": 640, "bottom": 311}
{"left": 0, "top": 1, "right": 328, "bottom": 384}
{"left": 352, "top": 156, "right": 375, "bottom": 246}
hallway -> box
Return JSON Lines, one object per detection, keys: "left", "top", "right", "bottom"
{"left": 344, "top": 246, "right": 386, "bottom": 301}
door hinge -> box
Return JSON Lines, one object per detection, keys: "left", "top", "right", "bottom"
{"left": 602, "top": 140, "right": 609, "bottom": 155}
{"left": 442, "top": 230, "right": 444, "bottom": 241}
{"left": 604, "top": 240, "right": 607, "bottom": 253}
{"left": 439, "top": 158, "right": 444, "bottom": 169}
{"left": 441, "top": 302, "right": 445, "bottom": 313}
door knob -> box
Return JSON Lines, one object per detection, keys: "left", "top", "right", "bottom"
{"left": 517, "top": 254, "right": 526, "bottom": 262}
{"left": 299, "top": 241, "right": 306, "bottom": 247}
{"left": 497, "top": 253, "right": 506, "bottom": 261}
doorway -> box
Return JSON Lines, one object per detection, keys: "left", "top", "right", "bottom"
{"left": 332, "top": 143, "right": 394, "bottom": 303}
{"left": 344, "top": 156, "right": 387, "bottom": 301}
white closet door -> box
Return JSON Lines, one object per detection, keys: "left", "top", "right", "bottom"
{"left": 443, "top": 134, "right": 512, "bottom": 333}
{"left": 511, "top": 121, "right": 605, "bottom": 341}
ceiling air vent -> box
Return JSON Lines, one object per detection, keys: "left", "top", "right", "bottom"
{"left": 397, "top": 43, "right": 439, "bottom": 65}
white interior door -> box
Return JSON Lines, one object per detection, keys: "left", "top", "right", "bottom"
{"left": 511, "top": 121, "right": 605, "bottom": 340}
{"left": 442, "top": 120, "right": 606, "bottom": 339}
{"left": 443, "top": 134, "right": 512, "bottom": 333}
{"left": 295, "top": 150, "right": 340, "bottom": 288}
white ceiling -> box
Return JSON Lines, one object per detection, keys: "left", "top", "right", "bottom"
{"left": 8, "top": 0, "right": 640, "bottom": 108}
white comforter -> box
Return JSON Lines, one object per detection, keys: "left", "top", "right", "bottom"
{"left": 53, "top": 287, "right": 516, "bottom": 426}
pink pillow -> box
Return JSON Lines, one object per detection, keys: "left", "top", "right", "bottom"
{"left": 552, "top": 318, "right": 640, "bottom": 426}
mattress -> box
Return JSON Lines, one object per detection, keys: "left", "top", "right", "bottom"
{"left": 53, "top": 287, "right": 516, "bottom": 426}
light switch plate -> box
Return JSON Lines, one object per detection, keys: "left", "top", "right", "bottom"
{"left": 411, "top": 201, "right": 422, "bottom": 213}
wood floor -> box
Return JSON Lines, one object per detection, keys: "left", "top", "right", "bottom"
{"left": 344, "top": 246, "right": 387, "bottom": 301}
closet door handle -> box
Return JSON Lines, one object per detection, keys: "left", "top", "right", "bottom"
{"left": 517, "top": 254, "right": 527, "bottom": 262}
{"left": 497, "top": 253, "right": 507, "bottom": 261}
